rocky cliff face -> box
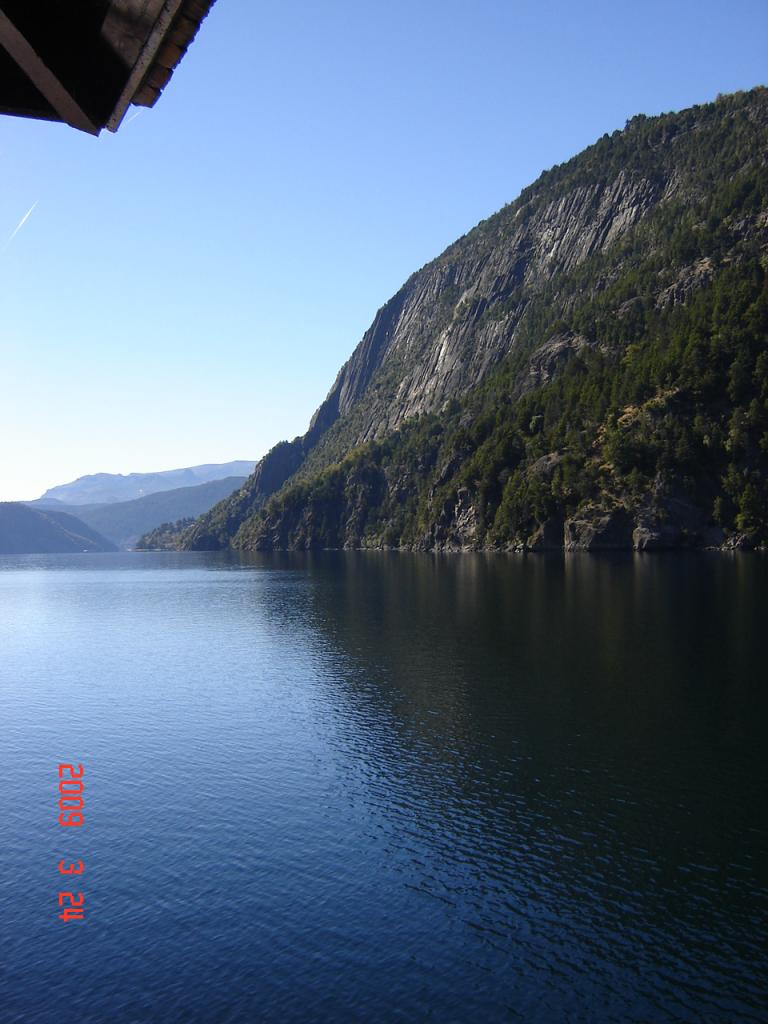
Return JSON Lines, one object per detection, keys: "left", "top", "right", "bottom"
{"left": 175, "top": 87, "right": 768, "bottom": 554}
{"left": 311, "top": 168, "right": 659, "bottom": 444}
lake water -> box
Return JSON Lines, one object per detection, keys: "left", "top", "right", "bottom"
{"left": 0, "top": 551, "right": 766, "bottom": 1023}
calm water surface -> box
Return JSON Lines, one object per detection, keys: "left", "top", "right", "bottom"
{"left": 0, "top": 552, "right": 766, "bottom": 1023}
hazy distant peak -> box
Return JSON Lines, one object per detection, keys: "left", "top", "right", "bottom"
{"left": 40, "top": 461, "right": 256, "bottom": 506}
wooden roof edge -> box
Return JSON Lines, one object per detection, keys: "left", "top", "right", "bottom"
{"left": 106, "top": 0, "right": 217, "bottom": 133}
{"left": 0, "top": 9, "right": 100, "bottom": 134}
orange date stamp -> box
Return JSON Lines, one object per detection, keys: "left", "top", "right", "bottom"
{"left": 57, "top": 763, "right": 85, "bottom": 921}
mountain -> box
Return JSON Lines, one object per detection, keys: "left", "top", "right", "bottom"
{"left": 148, "top": 88, "right": 767, "bottom": 553}
{"left": 42, "top": 476, "right": 247, "bottom": 550}
{"left": 38, "top": 462, "right": 256, "bottom": 505}
{"left": 0, "top": 504, "right": 117, "bottom": 554}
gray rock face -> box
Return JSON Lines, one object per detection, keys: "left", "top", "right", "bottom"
{"left": 564, "top": 509, "right": 634, "bottom": 551}
{"left": 519, "top": 334, "right": 591, "bottom": 397}
{"left": 528, "top": 516, "right": 565, "bottom": 551}
{"left": 632, "top": 523, "right": 682, "bottom": 551}
{"left": 310, "top": 172, "right": 660, "bottom": 447}
{"left": 655, "top": 258, "right": 715, "bottom": 310}
{"left": 425, "top": 487, "right": 482, "bottom": 552}
{"left": 629, "top": 491, "right": 719, "bottom": 551}
{"left": 723, "top": 532, "right": 757, "bottom": 551}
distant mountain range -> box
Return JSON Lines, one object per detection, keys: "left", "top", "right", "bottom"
{"left": 38, "top": 461, "right": 256, "bottom": 505}
{"left": 30, "top": 476, "right": 247, "bottom": 550}
{"left": 1, "top": 464, "right": 251, "bottom": 553}
{"left": 0, "top": 504, "right": 116, "bottom": 554}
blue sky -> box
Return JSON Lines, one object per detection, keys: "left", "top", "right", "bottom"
{"left": 1, "top": 0, "right": 766, "bottom": 500}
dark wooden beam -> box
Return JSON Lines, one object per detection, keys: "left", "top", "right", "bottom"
{"left": 0, "top": 9, "right": 99, "bottom": 134}
{"left": 106, "top": 0, "right": 183, "bottom": 131}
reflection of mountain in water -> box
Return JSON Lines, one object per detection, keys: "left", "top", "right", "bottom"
{"left": 245, "top": 551, "right": 767, "bottom": 1019}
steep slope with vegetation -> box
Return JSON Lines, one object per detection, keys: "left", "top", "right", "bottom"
{"left": 162, "top": 88, "right": 767, "bottom": 553}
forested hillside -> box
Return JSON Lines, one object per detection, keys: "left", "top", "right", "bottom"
{"left": 143, "top": 88, "right": 768, "bottom": 552}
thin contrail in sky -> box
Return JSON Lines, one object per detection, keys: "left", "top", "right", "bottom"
{"left": 123, "top": 108, "right": 143, "bottom": 127}
{"left": 3, "top": 200, "right": 39, "bottom": 252}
